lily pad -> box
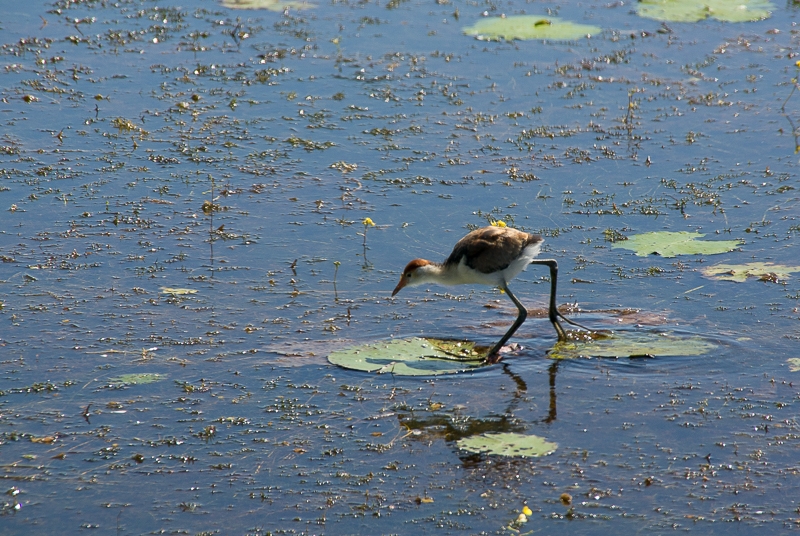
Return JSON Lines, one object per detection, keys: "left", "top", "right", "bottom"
{"left": 788, "top": 358, "right": 800, "bottom": 372}
{"left": 160, "top": 287, "right": 198, "bottom": 296}
{"left": 221, "top": 0, "right": 316, "bottom": 10}
{"left": 638, "top": 0, "right": 773, "bottom": 22}
{"left": 463, "top": 16, "right": 601, "bottom": 42}
{"left": 701, "top": 262, "right": 800, "bottom": 282}
{"left": 110, "top": 373, "right": 166, "bottom": 385}
{"left": 328, "top": 337, "right": 486, "bottom": 376}
{"left": 457, "top": 432, "right": 557, "bottom": 458}
{"left": 612, "top": 231, "right": 742, "bottom": 257}
{"left": 549, "top": 332, "right": 716, "bottom": 360}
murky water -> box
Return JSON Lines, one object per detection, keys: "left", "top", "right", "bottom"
{"left": 1, "top": 0, "right": 799, "bottom": 533}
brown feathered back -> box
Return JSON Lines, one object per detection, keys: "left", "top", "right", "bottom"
{"left": 444, "top": 226, "right": 543, "bottom": 274}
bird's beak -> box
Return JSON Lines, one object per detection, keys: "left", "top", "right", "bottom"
{"left": 392, "top": 276, "right": 406, "bottom": 297}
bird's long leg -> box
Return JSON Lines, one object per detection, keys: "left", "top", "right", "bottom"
{"left": 486, "top": 283, "right": 528, "bottom": 361}
{"left": 529, "top": 259, "right": 594, "bottom": 334}
{"left": 528, "top": 259, "right": 568, "bottom": 341}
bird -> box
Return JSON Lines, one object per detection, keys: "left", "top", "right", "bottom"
{"left": 392, "top": 224, "right": 581, "bottom": 362}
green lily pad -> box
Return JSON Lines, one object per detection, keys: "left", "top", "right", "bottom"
{"left": 457, "top": 432, "right": 557, "bottom": 458}
{"left": 612, "top": 231, "right": 742, "bottom": 257}
{"left": 221, "top": 0, "right": 316, "bottom": 10}
{"left": 110, "top": 373, "right": 165, "bottom": 385}
{"left": 160, "top": 287, "right": 198, "bottom": 296}
{"left": 328, "top": 337, "right": 486, "bottom": 376}
{"left": 701, "top": 262, "right": 800, "bottom": 282}
{"left": 463, "top": 16, "right": 601, "bottom": 42}
{"left": 549, "top": 332, "right": 716, "bottom": 360}
{"left": 638, "top": 0, "right": 774, "bottom": 22}
{"left": 788, "top": 358, "right": 800, "bottom": 372}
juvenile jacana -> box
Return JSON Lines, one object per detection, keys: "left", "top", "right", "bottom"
{"left": 392, "top": 225, "right": 577, "bottom": 362}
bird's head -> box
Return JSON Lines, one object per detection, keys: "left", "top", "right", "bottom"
{"left": 392, "top": 259, "right": 434, "bottom": 296}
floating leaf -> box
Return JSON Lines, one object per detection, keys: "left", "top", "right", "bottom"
{"left": 328, "top": 337, "right": 486, "bottom": 376}
{"left": 463, "top": 16, "right": 601, "bottom": 42}
{"left": 160, "top": 287, "right": 198, "bottom": 296}
{"left": 221, "top": 0, "right": 316, "bottom": 11}
{"left": 701, "top": 262, "right": 800, "bottom": 282}
{"left": 110, "top": 373, "right": 166, "bottom": 385}
{"left": 612, "top": 231, "right": 741, "bottom": 258}
{"left": 788, "top": 358, "right": 800, "bottom": 372}
{"left": 457, "top": 432, "right": 557, "bottom": 458}
{"left": 549, "top": 332, "right": 716, "bottom": 360}
{"left": 637, "top": 0, "right": 773, "bottom": 22}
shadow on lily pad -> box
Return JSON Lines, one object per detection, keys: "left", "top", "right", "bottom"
{"left": 328, "top": 337, "right": 488, "bottom": 376}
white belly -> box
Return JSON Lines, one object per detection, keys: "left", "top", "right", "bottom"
{"left": 453, "top": 241, "right": 542, "bottom": 286}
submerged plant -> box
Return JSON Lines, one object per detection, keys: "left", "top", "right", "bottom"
{"left": 781, "top": 60, "right": 800, "bottom": 153}
{"left": 333, "top": 260, "right": 341, "bottom": 300}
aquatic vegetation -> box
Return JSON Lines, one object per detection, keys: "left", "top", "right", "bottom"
{"left": 109, "top": 373, "right": 166, "bottom": 385}
{"left": 463, "top": 16, "right": 601, "bottom": 42}
{"left": 1, "top": 0, "right": 799, "bottom": 532}
{"left": 701, "top": 262, "right": 800, "bottom": 283}
{"left": 221, "top": 0, "right": 316, "bottom": 11}
{"left": 637, "top": 0, "right": 774, "bottom": 22}
{"left": 457, "top": 432, "right": 558, "bottom": 457}
{"left": 612, "top": 231, "right": 743, "bottom": 257}
{"left": 328, "top": 337, "right": 486, "bottom": 375}
{"left": 548, "top": 331, "right": 717, "bottom": 360}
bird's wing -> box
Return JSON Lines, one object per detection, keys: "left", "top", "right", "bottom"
{"left": 444, "top": 227, "right": 541, "bottom": 274}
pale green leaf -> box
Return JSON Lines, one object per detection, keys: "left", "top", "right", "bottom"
{"left": 328, "top": 337, "right": 486, "bottom": 376}
{"left": 463, "top": 16, "right": 601, "bottom": 42}
{"left": 612, "top": 231, "right": 742, "bottom": 257}
{"left": 787, "top": 358, "right": 800, "bottom": 372}
{"left": 457, "top": 432, "right": 557, "bottom": 457}
{"left": 701, "top": 262, "right": 800, "bottom": 282}
{"left": 110, "top": 373, "right": 165, "bottom": 385}
{"left": 160, "top": 287, "right": 198, "bottom": 295}
{"left": 549, "top": 332, "right": 715, "bottom": 360}
{"left": 638, "top": 0, "right": 774, "bottom": 22}
{"left": 221, "top": 0, "right": 316, "bottom": 10}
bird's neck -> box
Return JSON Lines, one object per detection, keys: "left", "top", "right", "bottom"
{"left": 418, "top": 259, "right": 487, "bottom": 286}
{"left": 412, "top": 262, "right": 453, "bottom": 285}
